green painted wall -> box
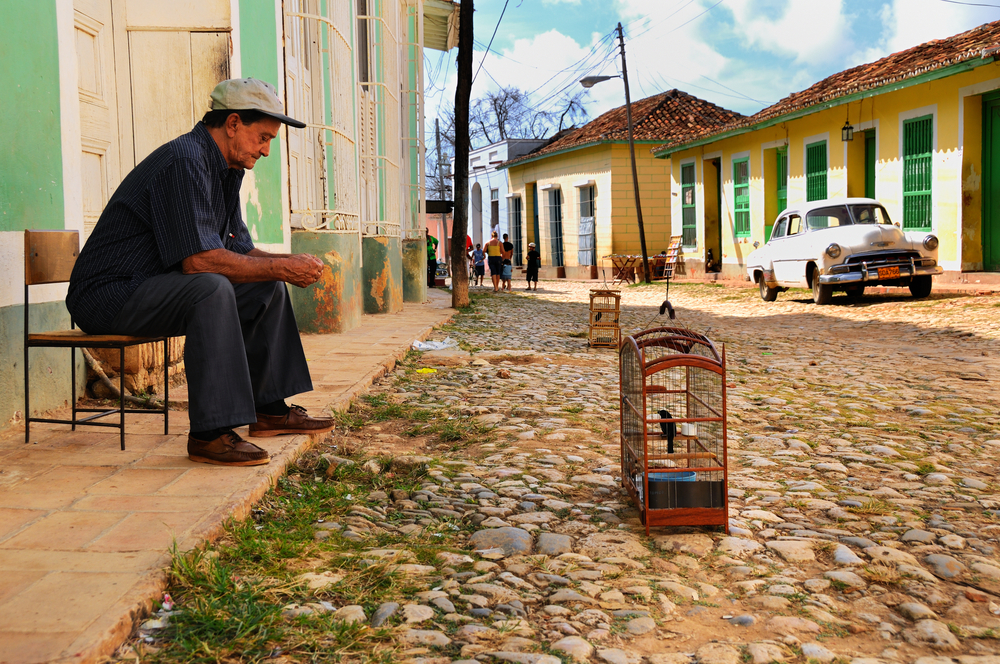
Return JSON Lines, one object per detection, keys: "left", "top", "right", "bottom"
{"left": 290, "top": 232, "right": 363, "bottom": 333}
{"left": 3, "top": 302, "right": 85, "bottom": 430}
{"left": 0, "top": 2, "right": 63, "bottom": 231}
{"left": 238, "top": 0, "right": 284, "bottom": 244}
{"left": 362, "top": 236, "right": 403, "bottom": 314}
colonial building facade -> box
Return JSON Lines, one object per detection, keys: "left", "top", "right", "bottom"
{"left": 2, "top": 0, "right": 457, "bottom": 428}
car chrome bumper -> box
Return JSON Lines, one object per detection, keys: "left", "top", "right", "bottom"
{"left": 818, "top": 259, "right": 943, "bottom": 285}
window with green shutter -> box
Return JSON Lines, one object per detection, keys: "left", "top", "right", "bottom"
{"left": 903, "top": 115, "right": 933, "bottom": 231}
{"left": 733, "top": 157, "right": 750, "bottom": 238}
{"left": 681, "top": 163, "right": 696, "bottom": 247}
{"left": 806, "top": 141, "right": 827, "bottom": 201}
{"left": 776, "top": 147, "right": 788, "bottom": 214}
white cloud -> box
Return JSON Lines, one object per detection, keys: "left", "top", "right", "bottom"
{"left": 880, "top": 0, "right": 997, "bottom": 55}
{"left": 724, "top": 0, "right": 853, "bottom": 66}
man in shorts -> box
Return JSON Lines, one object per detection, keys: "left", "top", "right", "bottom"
{"left": 501, "top": 233, "right": 514, "bottom": 292}
{"left": 485, "top": 231, "right": 503, "bottom": 292}
{"left": 472, "top": 243, "right": 485, "bottom": 287}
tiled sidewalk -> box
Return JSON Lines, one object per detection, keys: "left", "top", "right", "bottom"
{"left": 0, "top": 290, "right": 453, "bottom": 664}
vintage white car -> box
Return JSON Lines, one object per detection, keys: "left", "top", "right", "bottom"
{"left": 746, "top": 198, "right": 943, "bottom": 304}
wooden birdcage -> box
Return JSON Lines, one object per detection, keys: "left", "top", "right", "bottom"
{"left": 620, "top": 327, "right": 729, "bottom": 534}
{"left": 589, "top": 289, "right": 621, "bottom": 348}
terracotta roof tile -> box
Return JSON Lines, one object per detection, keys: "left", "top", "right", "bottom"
{"left": 502, "top": 89, "right": 742, "bottom": 167}
{"left": 657, "top": 20, "right": 1000, "bottom": 153}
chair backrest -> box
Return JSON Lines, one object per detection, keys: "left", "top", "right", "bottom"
{"left": 25, "top": 230, "right": 80, "bottom": 286}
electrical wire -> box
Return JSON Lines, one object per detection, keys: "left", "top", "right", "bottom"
{"left": 473, "top": 0, "right": 511, "bottom": 85}
{"left": 699, "top": 74, "right": 772, "bottom": 106}
{"left": 937, "top": 0, "right": 1000, "bottom": 6}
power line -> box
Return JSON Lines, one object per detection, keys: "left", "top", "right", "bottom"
{"left": 937, "top": 0, "right": 1000, "bottom": 6}
{"left": 699, "top": 74, "right": 772, "bottom": 106}
{"left": 473, "top": 0, "right": 511, "bottom": 85}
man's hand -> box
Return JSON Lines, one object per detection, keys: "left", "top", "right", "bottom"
{"left": 182, "top": 248, "right": 325, "bottom": 287}
{"left": 282, "top": 253, "right": 324, "bottom": 287}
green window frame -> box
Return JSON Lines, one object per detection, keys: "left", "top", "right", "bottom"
{"left": 776, "top": 147, "right": 788, "bottom": 214}
{"left": 806, "top": 141, "right": 827, "bottom": 201}
{"left": 733, "top": 157, "right": 750, "bottom": 238}
{"left": 903, "top": 115, "right": 933, "bottom": 231}
{"left": 681, "top": 163, "right": 696, "bottom": 247}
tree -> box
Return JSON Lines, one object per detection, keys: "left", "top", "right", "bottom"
{"left": 468, "top": 87, "right": 589, "bottom": 147}
{"left": 450, "top": 0, "right": 473, "bottom": 309}
{"left": 425, "top": 88, "right": 589, "bottom": 191}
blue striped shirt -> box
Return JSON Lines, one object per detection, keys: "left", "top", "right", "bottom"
{"left": 67, "top": 123, "right": 254, "bottom": 332}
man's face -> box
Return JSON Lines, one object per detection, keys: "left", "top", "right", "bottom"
{"left": 228, "top": 116, "right": 281, "bottom": 170}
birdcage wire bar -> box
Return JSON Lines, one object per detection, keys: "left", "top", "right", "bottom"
{"left": 620, "top": 326, "right": 729, "bottom": 534}
{"left": 589, "top": 288, "right": 621, "bottom": 348}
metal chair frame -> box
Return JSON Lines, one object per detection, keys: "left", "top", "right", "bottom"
{"left": 24, "top": 230, "right": 169, "bottom": 450}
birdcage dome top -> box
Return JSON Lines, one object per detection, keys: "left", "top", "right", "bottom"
{"left": 623, "top": 326, "right": 722, "bottom": 366}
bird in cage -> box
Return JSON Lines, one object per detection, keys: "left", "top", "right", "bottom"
{"left": 658, "top": 409, "right": 675, "bottom": 454}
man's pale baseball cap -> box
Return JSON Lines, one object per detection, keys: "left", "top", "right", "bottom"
{"left": 210, "top": 78, "right": 306, "bottom": 128}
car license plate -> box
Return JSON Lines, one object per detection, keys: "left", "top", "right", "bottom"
{"left": 877, "top": 266, "right": 900, "bottom": 279}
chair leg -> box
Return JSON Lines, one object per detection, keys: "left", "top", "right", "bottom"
{"left": 119, "top": 345, "right": 126, "bottom": 451}
{"left": 24, "top": 343, "right": 29, "bottom": 445}
{"left": 71, "top": 346, "right": 77, "bottom": 431}
{"left": 163, "top": 338, "right": 169, "bottom": 435}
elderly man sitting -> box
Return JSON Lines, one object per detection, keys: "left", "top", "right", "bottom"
{"left": 67, "top": 78, "right": 334, "bottom": 467}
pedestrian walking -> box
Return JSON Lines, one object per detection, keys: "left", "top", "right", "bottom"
{"left": 485, "top": 230, "right": 502, "bottom": 292}
{"left": 525, "top": 242, "right": 540, "bottom": 291}
{"left": 472, "top": 243, "right": 485, "bottom": 287}
{"left": 501, "top": 233, "right": 514, "bottom": 292}
{"left": 426, "top": 229, "right": 439, "bottom": 288}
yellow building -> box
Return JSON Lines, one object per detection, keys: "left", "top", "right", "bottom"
{"left": 500, "top": 90, "right": 741, "bottom": 279}
{"left": 654, "top": 21, "right": 1000, "bottom": 280}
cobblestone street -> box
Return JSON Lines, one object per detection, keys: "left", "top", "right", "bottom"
{"left": 137, "top": 281, "right": 1000, "bottom": 664}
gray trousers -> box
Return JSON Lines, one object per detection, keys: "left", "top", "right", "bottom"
{"left": 109, "top": 273, "right": 313, "bottom": 431}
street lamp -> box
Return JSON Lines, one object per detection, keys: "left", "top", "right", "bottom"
{"left": 580, "top": 23, "right": 651, "bottom": 284}
{"left": 579, "top": 75, "right": 620, "bottom": 88}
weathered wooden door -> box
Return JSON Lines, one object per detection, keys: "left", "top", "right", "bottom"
{"left": 74, "top": 0, "right": 124, "bottom": 238}
{"left": 984, "top": 92, "right": 1000, "bottom": 271}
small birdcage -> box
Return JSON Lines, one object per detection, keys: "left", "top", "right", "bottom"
{"left": 589, "top": 289, "right": 621, "bottom": 348}
{"left": 620, "top": 326, "right": 729, "bottom": 534}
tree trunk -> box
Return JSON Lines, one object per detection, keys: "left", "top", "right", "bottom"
{"left": 450, "top": 0, "right": 473, "bottom": 309}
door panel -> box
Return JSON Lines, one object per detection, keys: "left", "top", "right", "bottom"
{"left": 985, "top": 94, "right": 1000, "bottom": 271}
{"left": 129, "top": 31, "right": 193, "bottom": 162}
{"left": 74, "top": 0, "right": 122, "bottom": 238}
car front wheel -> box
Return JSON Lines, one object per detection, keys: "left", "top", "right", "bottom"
{"left": 812, "top": 275, "right": 832, "bottom": 305}
{"left": 759, "top": 276, "right": 778, "bottom": 302}
{"left": 909, "top": 275, "right": 932, "bottom": 298}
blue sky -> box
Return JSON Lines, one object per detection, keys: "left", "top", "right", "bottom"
{"left": 424, "top": 0, "right": 1000, "bottom": 137}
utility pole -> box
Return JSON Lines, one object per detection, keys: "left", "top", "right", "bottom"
{"left": 451, "top": 0, "right": 473, "bottom": 308}
{"left": 616, "top": 22, "right": 651, "bottom": 284}
{"left": 435, "top": 118, "right": 448, "bottom": 264}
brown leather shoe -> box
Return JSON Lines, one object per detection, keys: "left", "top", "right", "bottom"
{"left": 187, "top": 431, "right": 270, "bottom": 466}
{"left": 248, "top": 404, "right": 335, "bottom": 437}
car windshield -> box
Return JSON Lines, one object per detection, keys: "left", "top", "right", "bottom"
{"left": 849, "top": 204, "right": 892, "bottom": 225}
{"left": 806, "top": 206, "right": 851, "bottom": 230}
{"left": 805, "top": 204, "right": 892, "bottom": 230}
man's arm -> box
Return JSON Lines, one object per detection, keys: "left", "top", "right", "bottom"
{"left": 182, "top": 248, "right": 324, "bottom": 288}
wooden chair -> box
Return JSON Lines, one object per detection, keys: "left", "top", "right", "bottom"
{"left": 24, "top": 230, "right": 169, "bottom": 450}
